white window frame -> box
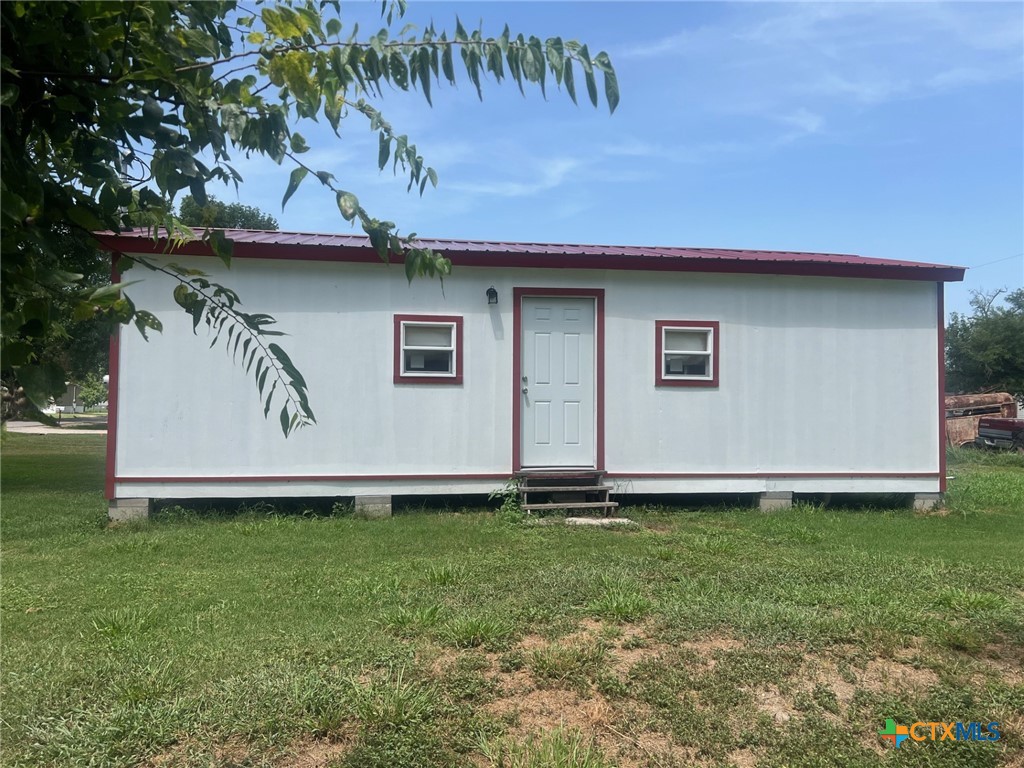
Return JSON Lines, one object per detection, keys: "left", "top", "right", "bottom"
{"left": 655, "top": 320, "right": 719, "bottom": 387}
{"left": 393, "top": 315, "right": 464, "bottom": 384}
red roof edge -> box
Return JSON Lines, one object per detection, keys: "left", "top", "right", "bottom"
{"left": 93, "top": 230, "right": 967, "bottom": 283}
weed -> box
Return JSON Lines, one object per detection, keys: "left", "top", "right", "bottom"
{"left": 441, "top": 615, "right": 515, "bottom": 649}
{"left": 350, "top": 668, "right": 435, "bottom": 727}
{"left": 488, "top": 478, "right": 523, "bottom": 522}
{"left": 587, "top": 584, "right": 651, "bottom": 623}
{"left": 480, "top": 727, "right": 613, "bottom": 768}
{"left": 424, "top": 563, "right": 468, "bottom": 587}
{"left": 91, "top": 606, "right": 154, "bottom": 644}
{"left": 529, "top": 641, "right": 607, "bottom": 688}
{"left": 380, "top": 604, "right": 444, "bottom": 635}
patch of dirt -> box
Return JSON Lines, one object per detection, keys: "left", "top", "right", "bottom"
{"left": 752, "top": 685, "right": 799, "bottom": 724}
{"left": 514, "top": 632, "right": 550, "bottom": 652}
{"left": 278, "top": 737, "right": 353, "bottom": 768}
{"left": 727, "top": 748, "right": 758, "bottom": 768}
{"left": 679, "top": 635, "right": 746, "bottom": 655}
{"left": 479, "top": 620, "right": 695, "bottom": 768}
{"left": 489, "top": 687, "right": 612, "bottom": 740}
{"left": 425, "top": 645, "right": 464, "bottom": 677}
{"left": 145, "top": 739, "right": 252, "bottom": 768}
{"left": 856, "top": 658, "right": 940, "bottom": 693}
{"left": 980, "top": 642, "right": 1024, "bottom": 686}
{"left": 678, "top": 634, "right": 746, "bottom": 670}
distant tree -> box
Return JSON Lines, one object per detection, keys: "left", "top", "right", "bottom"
{"left": 946, "top": 288, "right": 1024, "bottom": 400}
{"left": 0, "top": 224, "right": 111, "bottom": 421}
{"left": 178, "top": 195, "right": 278, "bottom": 231}
{"left": 77, "top": 373, "right": 108, "bottom": 409}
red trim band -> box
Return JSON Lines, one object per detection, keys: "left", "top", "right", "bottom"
{"left": 115, "top": 473, "right": 510, "bottom": 484}
{"left": 104, "top": 256, "right": 121, "bottom": 500}
{"left": 937, "top": 283, "right": 947, "bottom": 492}
{"left": 112, "top": 470, "right": 940, "bottom": 485}
{"left": 605, "top": 471, "right": 940, "bottom": 479}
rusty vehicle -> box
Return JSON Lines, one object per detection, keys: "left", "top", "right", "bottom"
{"left": 945, "top": 393, "right": 1018, "bottom": 447}
{"left": 975, "top": 417, "right": 1024, "bottom": 453}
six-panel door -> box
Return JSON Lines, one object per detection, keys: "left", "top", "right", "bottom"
{"left": 520, "top": 296, "right": 597, "bottom": 467}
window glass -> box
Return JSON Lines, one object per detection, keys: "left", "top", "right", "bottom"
{"left": 405, "top": 325, "right": 452, "bottom": 348}
{"left": 664, "top": 329, "right": 708, "bottom": 352}
{"left": 405, "top": 349, "right": 452, "bottom": 373}
{"left": 665, "top": 353, "right": 709, "bottom": 377}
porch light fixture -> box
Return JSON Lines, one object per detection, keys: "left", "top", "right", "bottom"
{"left": 486, "top": 286, "right": 498, "bottom": 305}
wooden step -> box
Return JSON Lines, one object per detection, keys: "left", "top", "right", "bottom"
{"left": 517, "top": 471, "right": 605, "bottom": 480}
{"left": 521, "top": 501, "right": 620, "bottom": 511}
{"left": 519, "top": 484, "right": 614, "bottom": 493}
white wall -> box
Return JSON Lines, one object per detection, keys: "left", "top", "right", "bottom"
{"left": 113, "top": 255, "right": 940, "bottom": 497}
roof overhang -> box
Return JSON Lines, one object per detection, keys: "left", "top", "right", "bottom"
{"left": 94, "top": 230, "right": 967, "bottom": 283}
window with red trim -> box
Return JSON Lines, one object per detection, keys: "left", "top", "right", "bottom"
{"left": 393, "top": 315, "right": 464, "bottom": 384}
{"left": 655, "top": 320, "right": 719, "bottom": 387}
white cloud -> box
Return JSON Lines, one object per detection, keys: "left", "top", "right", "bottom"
{"left": 448, "top": 156, "right": 582, "bottom": 198}
{"left": 778, "top": 108, "right": 825, "bottom": 136}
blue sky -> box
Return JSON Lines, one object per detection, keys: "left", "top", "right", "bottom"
{"left": 217, "top": 2, "right": 1023, "bottom": 319}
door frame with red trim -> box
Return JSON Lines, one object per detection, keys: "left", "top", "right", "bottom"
{"left": 512, "top": 287, "right": 605, "bottom": 472}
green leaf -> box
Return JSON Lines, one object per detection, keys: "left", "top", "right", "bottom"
{"left": 336, "top": 191, "right": 359, "bottom": 221}
{"left": 563, "top": 58, "right": 577, "bottom": 105}
{"left": 378, "top": 132, "right": 390, "bottom": 170}
{"left": 2, "top": 341, "right": 33, "bottom": 367}
{"left": 66, "top": 206, "right": 106, "bottom": 231}
{"left": 264, "top": 381, "right": 278, "bottom": 417}
{"left": 282, "top": 167, "right": 308, "bottom": 210}
{"left": 417, "top": 47, "right": 432, "bottom": 105}
{"left": 173, "top": 284, "right": 192, "bottom": 309}
{"left": 441, "top": 36, "right": 455, "bottom": 83}
{"left": 14, "top": 363, "right": 67, "bottom": 408}
{"left": 584, "top": 68, "right": 598, "bottom": 108}
{"left": 595, "top": 52, "right": 619, "bottom": 113}
{"left": 389, "top": 51, "right": 409, "bottom": 89}
{"left": 208, "top": 231, "right": 234, "bottom": 267}
{"left": 280, "top": 404, "right": 291, "bottom": 435}
{"left": 546, "top": 37, "right": 564, "bottom": 84}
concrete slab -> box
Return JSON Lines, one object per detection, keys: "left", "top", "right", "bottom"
{"left": 354, "top": 495, "right": 392, "bottom": 519}
{"left": 564, "top": 517, "right": 638, "bottom": 527}
{"left": 912, "top": 493, "right": 944, "bottom": 512}
{"left": 759, "top": 491, "right": 793, "bottom": 512}
{"left": 108, "top": 498, "right": 150, "bottom": 522}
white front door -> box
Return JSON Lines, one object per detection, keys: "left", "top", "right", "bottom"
{"left": 520, "top": 296, "right": 596, "bottom": 468}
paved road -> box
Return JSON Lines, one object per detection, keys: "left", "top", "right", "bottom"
{"left": 5, "top": 418, "right": 108, "bottom": 436}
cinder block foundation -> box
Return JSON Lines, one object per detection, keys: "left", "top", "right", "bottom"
{"left": 108, "top": 498, "right": 151, "bottom": 522}
{"left": 759, "top": 491, "right": 793, "bottom": 512}
{"left": 354, "top": 495, "right": 392, "bottom": 519}
{"left": 912, "top": 493, "right": 944, "bottom": 512}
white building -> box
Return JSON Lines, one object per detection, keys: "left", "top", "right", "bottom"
{"left": 97, "top": 230, "right": 964, "bottom": 518}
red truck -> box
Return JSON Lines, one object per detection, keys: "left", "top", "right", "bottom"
{"left": 974, "top": 417, "right": 1024, "bottom": 453}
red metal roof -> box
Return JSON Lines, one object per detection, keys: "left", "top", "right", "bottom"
{"left": 96, "top": 229, "right": 966, "bottom": 282}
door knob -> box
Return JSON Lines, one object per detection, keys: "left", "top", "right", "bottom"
{"left": 522, "top": 386, "right": 529, "bottom": 394}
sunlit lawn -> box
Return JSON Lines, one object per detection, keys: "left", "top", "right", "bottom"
{"left": 2, "top": 433, "right": 1022, "bottom": 767}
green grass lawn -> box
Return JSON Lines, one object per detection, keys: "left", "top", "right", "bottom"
{"left": 1, "top": 434, "right": 1022, "bottom": 768}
